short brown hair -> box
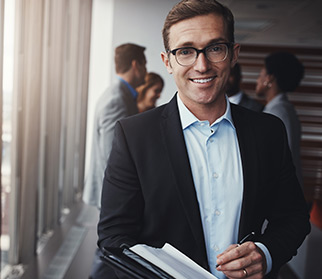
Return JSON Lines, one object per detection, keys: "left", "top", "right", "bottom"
{"left": 137, "top": 72, "right": 164, "bottom": 102}
{"left": 114, "top": 43, "right": 146, "bottom": 74}
{"left": 162, "top": 0, "right": 235, "bottom": 51}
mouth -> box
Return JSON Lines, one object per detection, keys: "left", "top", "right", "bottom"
{"left": 190, "top": 76, "right": 215, "bottom": 84}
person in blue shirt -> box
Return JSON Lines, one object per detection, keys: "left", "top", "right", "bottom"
{"left": 97, "top": 1, "right": 310, "bottom": 279}
{"left": 84, "top": 43, "right": 147, "bottom": 279}
{"left": 83, "top": 43, "right": 147, "bottom": 208}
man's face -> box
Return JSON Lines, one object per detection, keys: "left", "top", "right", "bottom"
{"left": 135, "top": 58, "right": 147, "bottom": 87}
{"left": 161, "top": 14, "right": 239, "bottom": 110}
{"left": 255, "top": 67, "right": 268, "bottom": 96}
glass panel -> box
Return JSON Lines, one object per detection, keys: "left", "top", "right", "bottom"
{"left": 1, "top": 0, "right": 15, "bottom": 271}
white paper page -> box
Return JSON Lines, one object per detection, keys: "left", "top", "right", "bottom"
{"left": 130, "top": 243, "right": 218, "bottom": 279}
{"left": 162, "top": 243, "right": 217, "bottom": 279}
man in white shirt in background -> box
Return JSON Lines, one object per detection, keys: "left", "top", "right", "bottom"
{"left": 227, "top": 63, "right": 263, "bottom": 112}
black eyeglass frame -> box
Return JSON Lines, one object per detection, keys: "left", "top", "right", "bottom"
{"left": 167, "top": 42, "right": 234, "bottom": 66}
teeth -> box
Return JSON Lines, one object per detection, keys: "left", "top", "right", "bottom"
{"left": 192, "top": 77, "right": 214, "bottom": 83}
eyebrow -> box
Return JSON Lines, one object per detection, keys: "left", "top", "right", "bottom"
{"left": 174, "top": 38, "right": 229, "bottom": 49}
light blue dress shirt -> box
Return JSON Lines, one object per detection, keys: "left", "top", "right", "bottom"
{"left": 118, "top": 76, "right": 138, "bottom": 99}
{"left": 177, "top": 94, "right": 272, "bottom": 278}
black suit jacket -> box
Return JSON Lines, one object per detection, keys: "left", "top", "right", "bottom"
{"left": 98, "top": 95, "right": 310, "bottom": 278}
{"left": 239, "top": 91, "right": 264, "bottom": 112}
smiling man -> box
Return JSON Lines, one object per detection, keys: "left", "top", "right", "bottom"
{"left": 97, "top": 1, "right": 310, "bottom": 279}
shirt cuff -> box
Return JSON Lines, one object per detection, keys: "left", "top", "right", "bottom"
{"left": 255, "top": 242, "right": 272, "bottom": 275}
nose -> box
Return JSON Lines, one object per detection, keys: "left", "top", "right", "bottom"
{"left": 193, "top": 52, "right": 210, "bottom": 73}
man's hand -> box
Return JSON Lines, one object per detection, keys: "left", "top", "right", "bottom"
{"left": 216, "top": 241, "right": 267, "bottom": 278}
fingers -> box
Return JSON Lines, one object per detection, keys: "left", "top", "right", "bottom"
{"left": 217, "top": 241, "right": 256, "bottom": 267}
{"left": 217, "top": 243, "right": 239, "bottom": 258}
{"left": 216, "top": 242, "right": 265, "bottom": 278}
{"left": 219, "top": 262, "right": 263, "bottom": 278}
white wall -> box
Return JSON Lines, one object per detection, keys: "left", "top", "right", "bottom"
{"left": 85, "top": 0, "right": 114, "bottom": 175}
{"left": 111, "top": 0, "right": 178, "bottom": 106}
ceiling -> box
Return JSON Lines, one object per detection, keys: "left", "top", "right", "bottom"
{"left": 219, "top": 0, "right": 322, "bottom": 48}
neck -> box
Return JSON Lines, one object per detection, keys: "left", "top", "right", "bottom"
{"left": 180, "top": 94, "right": 227, "bottom": 124}
{"left": 265, "top": 83, "right": 280, "bottom": 103}
{"left": 118, "top": 72, "right": 136, "bottom": 88}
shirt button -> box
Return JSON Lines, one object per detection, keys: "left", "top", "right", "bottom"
{"left": 215, "top": 210, "right": 221, "bottom": 216}
{"left": 213, "top": 173, "right": 219, "bottom": 179}
{"left": 213, "top": 245, "right": 219, "bottom": 251}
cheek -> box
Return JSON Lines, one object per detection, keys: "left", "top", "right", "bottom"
{"left": 255, "top": 80, "right": 265, "bottom": 94}
{"left": 218, "top": 69, "right": 230, "bottom": 87}
{"left": 173, "top": 64, "right": 189, "bottom": 79}
{"left": 146, "top": 91, "right": 155, "bottom": 101}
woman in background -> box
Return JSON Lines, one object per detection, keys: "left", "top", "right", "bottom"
{"left": 136, "top": 72, "right": 164, "bottom": 112}
{"left": 256, "top": 51, "right": 304, "bottom": 187}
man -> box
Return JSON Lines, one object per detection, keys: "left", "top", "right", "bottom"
{"left": 83, "top": 43, "right": 147, "bottom": 208}
{"left": 227, "top": 63, "right": 264, "bottom": 112}
{"left": 83, "top": 43, "right": 146, "bottom": 279}
{"left": 98, "top": 1, "right": 310, "bottom": 278}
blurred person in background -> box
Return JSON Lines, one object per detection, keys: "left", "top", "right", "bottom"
{"left": 83, "top": 43, "right": 147, "bottom": 208}
{"left": 136, "top": 72, "right": 164, "bottom": 112}
{"left": 84, "top": 43, "right": 147, "bottom": 279}
{"left": 256, "top": 51, "right": 304, "bottom": 188}
{"left": 227, "top": 63, "right": 263, "bottom": 112}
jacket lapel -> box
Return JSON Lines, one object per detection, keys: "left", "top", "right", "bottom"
{"left": 231, "top": 105, "right": 259, "bottom": 239}
{"left": 160, "top": 95, "right": 208, "bottom": 267}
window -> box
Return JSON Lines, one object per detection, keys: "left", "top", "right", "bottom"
{"left": 1, "top": 0, "right": 15, "bottom": 271}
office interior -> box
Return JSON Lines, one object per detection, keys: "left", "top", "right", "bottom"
{"left": 0, "top": 0, "right": 321, "bottom": 278}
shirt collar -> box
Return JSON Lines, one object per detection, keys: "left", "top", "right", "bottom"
{"left": 177, "top": 93, "right": 235, "bottom": 130}
{"left": 118, "top": 76, "right": 138, "bottom": 99}
{"left": 228, "top": 91, "right": 243, "bottom": 105}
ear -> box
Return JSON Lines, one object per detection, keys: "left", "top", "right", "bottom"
{"left": 230, "top": 43, "right": 240, "bottom": 67}
{"left": 161, "top": 52, "right": 173, "bottom": 74}
{"left": 267, "top": 74, "right": 275, "bottom": 83}
{"left": 131, "top": 60, "right": 138, "bottom": 71}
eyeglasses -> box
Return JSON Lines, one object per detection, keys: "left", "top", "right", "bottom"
{"left": 168, "top": 42, "right": 233, "bottom": 66}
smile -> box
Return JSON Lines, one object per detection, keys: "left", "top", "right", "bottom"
{"left": 191, "top": 77, "right": 215, "bottom": 84}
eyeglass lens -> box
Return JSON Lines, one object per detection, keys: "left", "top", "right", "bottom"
{"left": 175, "top": 44, "right": 228, "bottom": 66}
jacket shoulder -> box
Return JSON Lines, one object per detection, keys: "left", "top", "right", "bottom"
{"left": 231, "top": 103, "right": 286, "bottom": 134}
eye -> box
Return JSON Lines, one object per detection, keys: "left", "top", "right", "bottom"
{"left": 177, "top": 48, "right": 195, "bottom": 56}
{"left": 207, "top": 44, "right": 225, "bottom": 53}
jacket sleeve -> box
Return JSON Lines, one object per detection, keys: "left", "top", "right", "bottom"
{"left": 255, "top": 117, "right": 310, "bottom": 275}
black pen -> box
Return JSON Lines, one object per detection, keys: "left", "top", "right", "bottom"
{"left": 238, "top": 231, "right": 255, "bottom": 245}
{"left": 216, "top": 232, "right": 255, "bottom": 268}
